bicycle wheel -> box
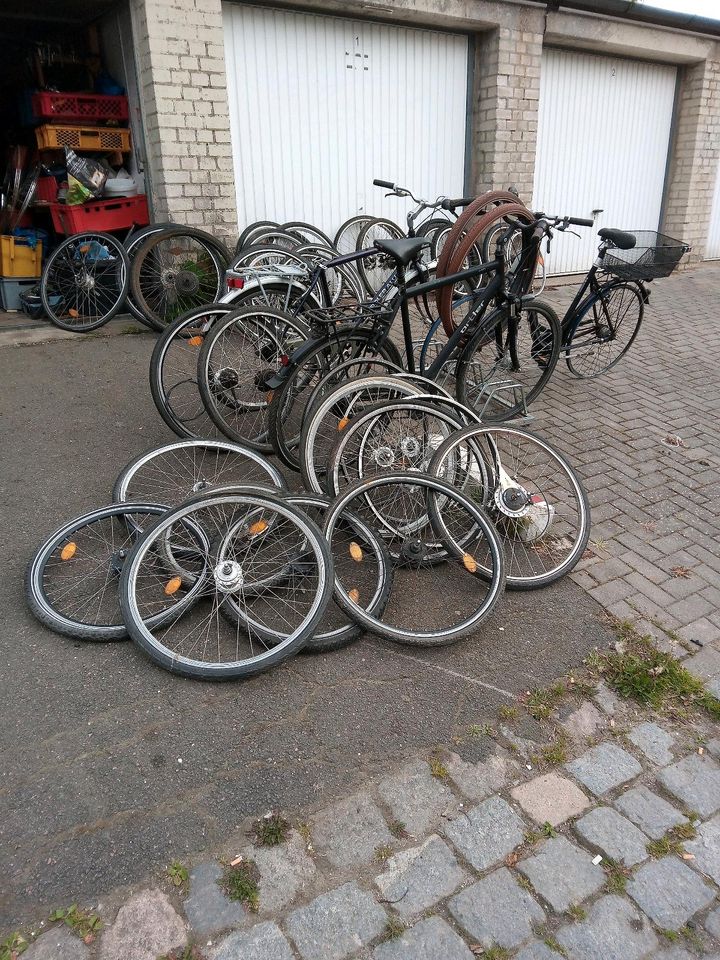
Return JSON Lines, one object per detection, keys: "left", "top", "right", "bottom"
{"left": 455, "top": 300, "right": 561, "bottom": 421}
{"left": 429, "top": 424, "right": 591, "bottom": 589}
{"left": 267, "top": 330, "right": 404, "bottom": 471}
{"left": 286, "top": 494, "right": 393, "bottom": 654}
{"left": 299, "top": 376, "right": 427, "bottom": 494}
{"left": 333, "top": 215, "right": 374, "bottom": 255}
{"left": 150, "top": 302, "right": 233, "bottom": 439}
{"left": 322, "top": 473, "right": 505, "bottom": 646}
{"left": 26, "top": 503, "right": 168, "bottom": 641}
{"left": 245, "top": 229, "right": 301, "bottom": 250}
{"left": 131, "top": 227, "right": 229, "bottom": 328}
{"left": 113, "top": 439, "right": 285, "bottom": 508}
{"left": 357, "top": 218, "right": 406, "bottom": 295}
{"left": 198, "top": 306, "right": 308, "bottom": 451}
{"left": 120, "top": 489, "right": 333, "bottom": 679}
{"left": 41, "top": 232, "right": 129, "bottom": 332}
{"left": 282, "top": 222, "right": 334, "bottom": 247}
{"left": 235, "top": 220, "right": 280, "bottom": 254}
{"left": 295, "top": 244, "right": 365, "bottom": 304}
{"left": 125, "top": 222, "right": 178, "bottom": 328}
{"left": 565, "top": 282, "right": 644, "bottom": 378}
{"left": 325, "top": 397, "right": 469, "bottom": 497}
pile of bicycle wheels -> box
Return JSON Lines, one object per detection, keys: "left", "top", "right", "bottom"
{"left": 27, "top": 366, "right": 590, "bottom": 681}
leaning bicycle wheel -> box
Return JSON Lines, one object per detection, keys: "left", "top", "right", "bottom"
{"left": 429, "top": 424, "right": 591, "bottom": 589}
{"left": 41, "top": 232, "right": 129, "bottom": 332}
{"left": 565, "top": 281, "right": 644, "bottom": 378}
{"left": 322, "top": 473, "right": 505, "bottom": 646}
{"left": 26, "top": 503, "right": 168, "bottom": 641}
{"left": 356, "top": 218, "right": 405, "bottom": 295}
{"left": 455, "top": 299, "right": 561, "bottom": 421}
{"left": 131, "top": 227, "right": 229, "bottom": 328}
{"left": 198, "top": 306, "right": 309, "bottom": 451}
{"left": 267, "top": 329, "right": 403, "bottom": 471}
{"left": 333, "top": 215, "right": 374, "bottom": 255}
{"left": 286, "top": 494, "right": 393, "bottom": 654}
{"left": 120, "top": 489, "right": 333, "bottom": 679}
{"left": 113, "top": 439, "right": 285, "bottom": 508}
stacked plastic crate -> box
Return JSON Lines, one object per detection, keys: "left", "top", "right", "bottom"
{"left": 33, "top": 92, "right": 149, "bottom": 235}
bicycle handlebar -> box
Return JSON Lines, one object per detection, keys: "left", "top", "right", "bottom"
{"left": 373, "top": 179, "right": 395, "bottom": 189}
{"left": 441, "top": 197, "right": 474, "bottom": 211}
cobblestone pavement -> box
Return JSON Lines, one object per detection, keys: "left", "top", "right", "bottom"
{"left": 5, "top": 265, "right": 720, "bottom": 958}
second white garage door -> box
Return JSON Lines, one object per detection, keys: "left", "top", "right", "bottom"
{"left": 222, "top": 4, "right": 469, "bottom": 236}
{"left": 533, "top": 48, "right": 677, "bottom": 274}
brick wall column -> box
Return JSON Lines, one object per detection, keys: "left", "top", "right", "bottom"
{"left": 662, "top": 52, "right": 720, "bottom": 263}
{"left": 469, "top": 19, "right": 543, "bottom": 206}
{"left": 129, "top": 0, "right": 237, "bottom": 240}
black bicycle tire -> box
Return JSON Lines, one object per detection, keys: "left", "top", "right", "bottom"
{"left": 282, "top": 221, "right": 334, "bottom": 248}
{"left": 41, "top": 231, "right": 130, "bottom": 332}
{"left": 322, "top": 473, "right": 506, "bottom": 646}
{"left": 428, "top": 423, "right": 592, "bottom": 589}
{"left": 356, "top": 218, "right": 406, "bottom": 296}
{"left": 125, "top": 222, "right": 179, "bottom": 328}
{"left": 286, "top": 494, "right": 394, "bottom": 654}
{"left": 130, "top": 227, "right": 229, "bottom": 329}
{"left": 267, "top": 329, "right": 404, "bottom": 471}
{"left": 333, "top": 215, "right": 374, "bottom": 254}
{"left": 455, "top": 299, "right": 561, "bottom": 421}
{"left": 198, "top": 306, "right": 310, "bottom": 452}
{"left": 236, "top": 220, "right": 280, "bottom": 255}
{"left": 26, "top": 503, "right": 169, "bottom": 641}
{"left": 565, "top": 281, "right": 644, "bottom": 379}
{"left": 120, "top": 489, "right": 334, "bottom": 679}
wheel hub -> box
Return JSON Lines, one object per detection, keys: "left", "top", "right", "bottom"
{"left": 176, "top": 269, "right": 201, "bottom": 295}
{"left": 400, "top": 437, "right": 421, "bottom": 460}
{"left": 494, "top": 485, "right": 531, "bottom": 517}
{"left": 214, "top": 560, "right": 244, "bottom": 592}
{"left": 373, "top": 446, "right": 395, "bottom": 468}
{"left": 192, "top": 478, "right": 211, "bottom": 493}
{"left": 214, "top": 366, "right": 240, "bottom": 390}
{"left": 109, "top": 548, "right": 127, "bottom": 576}
{"left": 398, "top": 538, "right": 427, "bottom": 567}
{"left": 78, "top": 271, "right": 95, "bottom": 291}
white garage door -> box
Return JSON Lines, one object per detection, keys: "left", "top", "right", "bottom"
{"left": 222, "top": 4, "right": 469, "bottom": 235}
{"left": 533, "top": 48, "right": 677, "bottom": 274}
{"left": 707, "top": 160, "right": 720, "bottom": 259}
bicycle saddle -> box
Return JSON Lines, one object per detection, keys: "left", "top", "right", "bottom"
{"left": 374, "top": 236, "right": 430, "bottom": 266}
{"left": 598, "top": 228, "right": 636, "bottom": 250}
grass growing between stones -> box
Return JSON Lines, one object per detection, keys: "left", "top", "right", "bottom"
{"left": 602, "top": 857, "right": 630, "bottom": 894}
{"left": 543, "top": 934, "right": 568, "bottom": 957}
{"left": 374, "top": 844, "right": 393, "bottom": 864}
{"left": 481, "top": 946, "right": 510, "bottom": 960}
{"left": 525, "top": 682, "right": 567, "bottom": 720}
{"left": 381, "top": 917, "right": 406, "bottom": 941}
{"left": 567, "top": 904, "right": 587, "bottom": 921}
{"left": 159, "top": 947, "right": 207, "bottom": 960}
{"left": 166, "top": 861, "right": 189, "bottom": 895}
{"left": 388, "top": 819, "right": 408, "bottom": 839}
{"left": 647, "top": 821, "right": 697, "bottom": 859}
{"left": 428, "top": 754, "right": 449, "bottom": 780}
{"left": 253, "top": 812, "right": 290, "bottom": 847}
{"left": 0, "top": 932, "right": 29, "bottom": 959}
{"left": 590, "top": 626, "right": 720, "bottom": 720}
{"left": 218, "top": 860, "right": 260, "bottom": 912}
{"left": 48, "top": 905, "right": 102, "bottom": 943}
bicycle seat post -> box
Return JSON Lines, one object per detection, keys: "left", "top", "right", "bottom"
{"left": 396, "top": 263, "right": 416, "bottom": 373}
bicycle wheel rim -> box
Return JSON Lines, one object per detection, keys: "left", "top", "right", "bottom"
{"left": 566, "top": 283, "right": 643, "bottom": 378}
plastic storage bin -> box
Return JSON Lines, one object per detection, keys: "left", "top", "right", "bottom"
{"left": 35, "top": 124, "right": 131, "bottom": 152}
{"left": 32, "top": 92, "right": 129, "bottom": 123}
{"left": 0, "top": 236, "right": 43, "bottom": 278}
{"left": 49, "top": 195, "right": 149, "bottom": 235}
{"left": 1, "top": 277, "right": 37, "bottom": 311}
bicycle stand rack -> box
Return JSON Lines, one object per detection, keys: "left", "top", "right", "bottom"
{"left": 477, "top": 380, "right": 534, "bottom": 423}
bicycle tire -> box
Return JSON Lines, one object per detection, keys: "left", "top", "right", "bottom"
{"left": 125, "top": 222, "right": 179, "bottom": 328}
{"left": 120, "top": 488, "right": 333, "bottom": 679}
{"left": 356, "top": 218, "right": 406, "bottom": 295}
{"left": 198, "top": 306, "right": 309, "bottom": 451}
{"left": 236, "top": 220, "right": 280, "bottom": 255}
{"left": 282, "top": 221, "right": 334, "bottom": 247}
{"left": 565, "top": 281, "right": 644, "bottom": 378}
{"left": 286, "top": 494, "right": 394, "bottom": 654}
{"left": 434, "top": 191, "right": 523, "bottom": 286}
{"left": 26, "top": 503, "right": 169, "bottom": 641}
{"left": 322, "top": 473, "right": 506, "bottom": 646}
{"left": 333, "top": 215, "right": 374, "bottom": 255}
{"left": 41, "top": 231, "right": 130, "bottom": 332}
{"left": 455, "top": 299, "right": 561, "bottom": 421}
{"left": 267, "top": 329, "right": 404, "bottom": 471}
{"left": 429, "top": 423, "right": 591, "bottom": 589}
{"left": 130, "top": 227, "right": 229, "bottom": 328}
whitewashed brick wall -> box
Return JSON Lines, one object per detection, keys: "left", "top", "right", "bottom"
{"left": 130, "top": 0, "right": 237, "bottom": 241}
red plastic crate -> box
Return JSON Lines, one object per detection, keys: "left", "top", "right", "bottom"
{"left": 49, "top": 195, "right": 149, "bottom": 235}
{"left": 32, "top": 91, "right": 129, "bottom": 123}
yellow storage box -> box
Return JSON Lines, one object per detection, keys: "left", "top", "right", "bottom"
{"left": 0, "top": 235, "right": 43, "bottom": 278}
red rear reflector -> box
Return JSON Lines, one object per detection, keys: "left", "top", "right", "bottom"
{"left": 281, "top": 355, "right": 290, "bottom": 366}
{"left": 227, "top": 277, "right": 245, "bottom": 289}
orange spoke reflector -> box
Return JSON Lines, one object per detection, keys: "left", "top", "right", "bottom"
{"left": 463, "top": 553, "right": 478, "bottom": 573}
{"left": 249, "top": 520, "right": 268, "bottom": 536}
{"left": 68, "top": 308, "right": 79, "bottom": 318}
{"left": 79, "top": 245, "right": 90, "bottom": 254}
{"left": 60, "top": 542, "right": 77, "bottom": 561}
{"left": 349, "top": 542, "right": 363, "bottom": 562}
{"left": 188, "top": 335, "right": 203, "bottom": 346}
{"left": 266, "top": 391, "right": 274, "bottom": 404}
{"left": 337, "top": 417, "right": 349, "bottom": 431}
{"left": 348, "top": 587, "right": 360, "bottom": 603}
{"left": 164, "top": 576, "right": 182, "bottom": 596}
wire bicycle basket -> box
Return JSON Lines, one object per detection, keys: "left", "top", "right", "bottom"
{"left": 302, "top": 302, "right": 392, "bottom": 327}
{"left": 602, "top": 231, "right": 690, "bottom": 282}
